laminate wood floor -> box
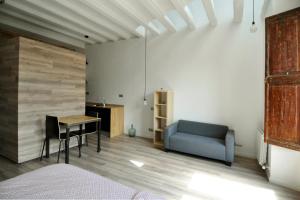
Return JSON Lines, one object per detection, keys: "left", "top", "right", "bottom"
{"left": 0, "top": 134, "right": 299, "bottom": 200}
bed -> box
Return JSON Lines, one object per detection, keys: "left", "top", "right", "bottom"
{"left": 0, "top": 164, "right": 163, "bottom": 199}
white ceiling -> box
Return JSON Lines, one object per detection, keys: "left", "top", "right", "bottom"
{"left": 0, "top": 0, "right": 270, "bottom": 48}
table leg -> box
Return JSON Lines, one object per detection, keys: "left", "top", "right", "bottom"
{"left": 79, "top": 124, "right": 82, "bottom": 148}
{"left": 79, "top": 124, "right": 82, "bottom": 157}
{"left": 97, "top": 120, "right": 101, "bottom": 152}
{"left": 46, "top": 137, "right": 50, "bottom": 158}
{"left": 65, "top": 127, "right": 70, "bottom": 164}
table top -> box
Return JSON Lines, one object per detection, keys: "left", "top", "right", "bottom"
{"left": 59, "top": 115, "right": 101, "bottom": 127}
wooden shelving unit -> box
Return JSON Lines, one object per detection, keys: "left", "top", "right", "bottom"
{"left": 153, "top": 90, "right": 173, "bottom": 148}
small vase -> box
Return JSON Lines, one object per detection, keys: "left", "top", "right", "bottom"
{"left": 128, "top": 124, "right": 136, "bottom": 137}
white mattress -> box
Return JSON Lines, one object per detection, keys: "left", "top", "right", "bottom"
{"left": 0, "top": 164, "right": 163, "bottom": 199}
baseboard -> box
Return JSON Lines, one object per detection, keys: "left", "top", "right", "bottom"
{"left": 135, "top": 134, "right": 257, "bottom": 160}
{"left": 125, "top": 132, "right": 152, "bottom": 139}
{"left": 269, "top": 176, "right": 300, "bottom": 192}
{"left": 235, "top": 149, "right": 256, "bottom": 159}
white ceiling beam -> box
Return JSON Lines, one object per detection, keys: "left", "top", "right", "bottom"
{"left": 109, "top": 0, "right": 160, "bottom": 36}
{"left": 233, "top": 0, "right": 244, "bottom": 22}
{"left": 0, "top": 6, "right": 96, "bottom": 44}
{"left": 0, "top": 13, "right": 85, "bottom": 49}
{"left": 140, "top": 0, "right": 177, "bottom": 33}
{"left": 25, "top": 0, "right": 119, "bottom": 41}
{"left": 261, "top": 0, "right": 271, "bottom": 19}
{"left": 170, "top": 0, "right": 197, "bottom": 30}
{"left": 79, "top": 0, "right": 143, "bottom": 38}
{"left": 201, "top": 0, "right": 217, "bottom": 26}
{"left": 54, "top": 0, "right": 133, "bottom": 40}
{"left": 4, "top": 0, "right": 107, "bottom": 43}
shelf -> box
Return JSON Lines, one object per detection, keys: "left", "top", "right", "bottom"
{"left": 153, "top": 90, "right": 173, "bottom": 149}
{"left": 156, "top": 116, "right": 167, "bottom": 119}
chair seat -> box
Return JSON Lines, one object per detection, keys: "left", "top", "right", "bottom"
{"left": 83, "top": 129, "right": 97, "bottom": 135}
{"left": 59, "top": 130, "right": 82, "bottom": 140}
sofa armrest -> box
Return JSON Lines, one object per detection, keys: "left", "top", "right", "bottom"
{"left": 164, "top": 122, "right": 178, "bottom": 149}
{"left": 225, "top": 129, "right": 235, "bottom": 162}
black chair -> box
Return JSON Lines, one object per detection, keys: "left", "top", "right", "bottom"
{"left": 40, "top": 115, "right": 82, "bottom": 163}
{"left": 84, "top": 111, "right": 101, "bottom": 151}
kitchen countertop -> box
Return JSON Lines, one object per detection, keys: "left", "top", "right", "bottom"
{"left": 86, "top": 102, "right": 124, "bottom": 109}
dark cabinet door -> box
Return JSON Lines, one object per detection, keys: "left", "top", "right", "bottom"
{"left": 86, "top": 106, "right": 111, "bottom": 132}
{"left": 266, "top": 8, "right": 300, "bottom": 77}
{"left": 265, "top": 7, "right": 300, "bottom": 151}
{"left": 265, "top": 77, "right": 300, "bottom": 150}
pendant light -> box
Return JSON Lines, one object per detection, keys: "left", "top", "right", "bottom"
{"left": 143, "top": 28, "right": 148, "bottom": 106}
{"left": 250, "top": 0, "right": 257, "bottom": 33}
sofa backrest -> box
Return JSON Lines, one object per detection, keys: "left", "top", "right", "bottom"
{"left": 177, "top": 120, "right": 228, "bottom": 139}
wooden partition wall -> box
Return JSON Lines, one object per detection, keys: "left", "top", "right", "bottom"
{"left": 0, "top": 37, "right": 86, "bottom": 163}
{"left": 0, "top": 38, "right": 19, "bottom": 162}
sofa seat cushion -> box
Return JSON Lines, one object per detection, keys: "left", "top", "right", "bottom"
{"left": 169, "top": 132, "right": 225, "bottom": 161}
{"left": 177, "top": 120, "right": 228, "bottom": 139}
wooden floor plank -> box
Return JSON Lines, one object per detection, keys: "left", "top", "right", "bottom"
{"left": 0, "top": 134, "right": 299, "bottom": 200}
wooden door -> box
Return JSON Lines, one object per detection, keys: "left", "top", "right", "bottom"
{"left": 265, "top": 7, "right": 300, "bottom": 151}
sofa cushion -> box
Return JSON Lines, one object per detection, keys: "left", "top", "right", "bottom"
{"left": 169, "top": 132, "right": 225, "bottom": 161}
{"left": 177, "top": 120, "right": 228, "bottom": 139}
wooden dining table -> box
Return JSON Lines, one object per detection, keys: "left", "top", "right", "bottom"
{"left": 45, "top": 115, "right": 101, "bottom": 164}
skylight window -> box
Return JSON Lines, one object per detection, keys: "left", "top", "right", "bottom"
{"left": 135, "top": 20, "right": 166, "bottom": 37}
{"left": 150, "top": 19, "right": 166, "bottom": 34}
{"left": 186, "top": 0, "right": 207, "bottom": 27}
{"left": 166, "top": 10, "right": 187, "bottom": 31}
{"left": 164, "top": 15, "right": 176, "bottom": 29}
{"left": 135, "top": 25, "right": 146, "bottom": 37}
{"left": 184, "top": 5, "right": 194, "bottom": 22}
{"left": 147, "top": 20, "right": 165, "bottom": 34}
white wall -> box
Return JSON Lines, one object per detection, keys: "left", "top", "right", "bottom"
{"left": 86, "top": 0, "right": 299, "bottom": 160}
{"left": 268, "top": 145, "right": 300, "bottom": 191}
{"left": 264, "top": 0, "right": 300, "bottom": 192}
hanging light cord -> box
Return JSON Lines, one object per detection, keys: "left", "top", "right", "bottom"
{"left": 252, "top": 0, "right": 255, "bottom": 24}
{"left": 144, "top": 29, "right": 147, "bottom": 101}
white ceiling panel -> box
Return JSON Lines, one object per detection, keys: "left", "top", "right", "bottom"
{"left": 0, "top": 0, "right": 269, "bottom": 49}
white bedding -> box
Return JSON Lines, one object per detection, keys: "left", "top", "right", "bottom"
{"left": 0, "top": 164, "right": 163, "bottom": 200}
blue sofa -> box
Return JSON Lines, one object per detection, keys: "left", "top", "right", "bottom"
{"left": 164, "top": 120, "right": 235, "bottom": 166}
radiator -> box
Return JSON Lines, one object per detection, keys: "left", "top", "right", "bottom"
{"left": 257, "top": 128, "right": 268, "bottom": 169}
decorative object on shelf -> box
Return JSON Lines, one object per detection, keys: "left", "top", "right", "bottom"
{"left": 128, "top": 124, "right": 136, "bottom": 137}
{"left": 153, "top": 90, "right": 173, "bottom": 148}
{"left": 250, "top": 0, "right": 257, "bottom": 33}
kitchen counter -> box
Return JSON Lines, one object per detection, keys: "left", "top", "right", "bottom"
{"left": 86, "top": 102, "right": 124, "bottom": 138}
{"left": 86, "top": 102, "right": 124, "bottom": 109}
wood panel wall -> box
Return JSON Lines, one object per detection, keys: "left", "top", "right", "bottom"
{"left": 0, "top": 38, "right": 19, "bottom": 162}
{"left": 0, "top": 36, "right": 86, "bottom": 163}
{"left": 18, "top": 37, "right": 86, "bottom": 163}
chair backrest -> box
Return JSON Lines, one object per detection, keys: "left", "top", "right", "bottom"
{"left": 177, "top": 120, "right": 228, "bottom": 139}
{"left": 46, "top": 115, "right": 60, "bottom": 139}
{"left": 85, "top": 111, "right": 98, "bottom": 133}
